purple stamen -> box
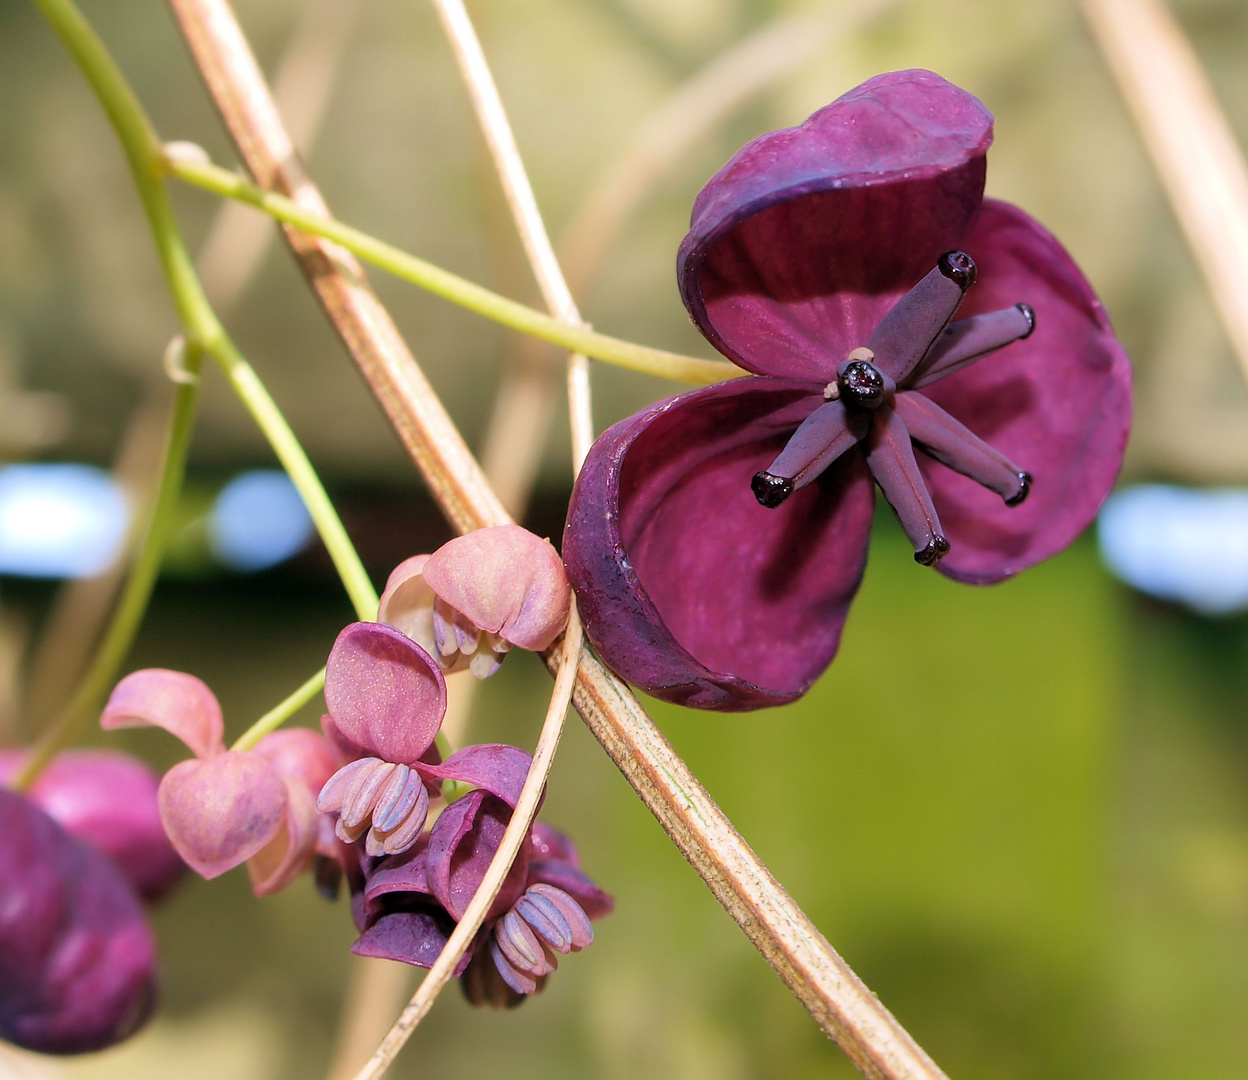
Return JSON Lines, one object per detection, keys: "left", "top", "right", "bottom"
{"left": 515, "top": 892, "right": 574, "bottom": 953}
{"left": 895, "top": 391, "right": 1031, "bottom": 505}
{"left": 909, "top": 303, "right": 1035, "bottom": 389}
{"left": 372, "top": 765, "right": 420, "bottom": 833}
{"left": 528, "top": 883, "right": 594, "bottom": 949}
{"left": 489, "top": 937, "right": 538, "bottom": 995}
{"left": 342, "top": 761, "right": 396, "bottom": 830}
{"left": 867, "top": 251, "right": 976, "bottom": 381}
{"left": 864, "top": 404, "right": 949, "bottom": 564}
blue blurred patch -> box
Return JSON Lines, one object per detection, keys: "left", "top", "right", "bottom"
{"left": 0, "top": 464, "right": 130, "bottom": 578}
{"left": 209, "top": 470, "right": 314, "bottom": 573}
{"left": 1098, "top": 484, "right": 1248, "bottom": 614}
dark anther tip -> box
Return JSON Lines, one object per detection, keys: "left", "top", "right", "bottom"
{"left": 1004, "top": 471, "right": 1033, "bottom": 507}
{"left": 938, "top": 251, "right": 977, "bottom": 289}
{"left": 752, "top": 471, "right": 794, "bottom": 509}
{"left": 1015, "top": 302, "right": 1036, "bottom": 339}
{"left": 914, "top": 536, "right": 950, "bottom": 566}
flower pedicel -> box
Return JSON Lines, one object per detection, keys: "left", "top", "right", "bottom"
{"left": 564, "top": 69, "right": 1132, "bottom": 710}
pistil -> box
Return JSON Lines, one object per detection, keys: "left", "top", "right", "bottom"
{"left": 748, "top": 249, "right": 1039, "bottom": 566}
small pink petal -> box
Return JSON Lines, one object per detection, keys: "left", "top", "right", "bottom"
{"left": 101, "top": 669, "right": 224, "bottom": 759}
{"left": 422, "top": 525, "right": 570, "bottom": 651}
{"left": 157, "top": 754, "right": 286, "bottom": 879}
{"left": 247, "top": 779, "right": 319, "bottom": 896}
{"left": 377, "top": 555, "right": 438, "bottom": 647}
{"left": 324, "top": 623, "right": 447, "bottom": 764}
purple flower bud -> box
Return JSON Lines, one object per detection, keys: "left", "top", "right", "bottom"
{"left": 0, "top": 790, "right": 156, "bottom": 1054}
{"left": 378, "top": 526, "right": 570, "bottom": 678}
{"left": 0, "top": 750, "right": 184, "bottom": 903}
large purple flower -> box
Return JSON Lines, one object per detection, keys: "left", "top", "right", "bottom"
{"left": 0, "top": 790, "right": 157, "bottom": 1054}
{"left": 564, "top": 69, "right": 1131, "bottom": 711}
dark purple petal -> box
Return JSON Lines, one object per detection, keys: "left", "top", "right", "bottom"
{"left": 0, "top": 790, "right": 156, "bottom": 1054}
{"left": 678, "top": 70, "right": 992, "bottom": 381}
{"left": 351, "top": 907, "right": 460, "bottom": 972}
{"left": 363, "top": 836, "right": 432, "bottom": 906}
{"left": 418, "top": 744, "right": 533, "bottom": 807}
{"left": 564, "top": 378, "right": 875, "bottom": 710}
{"left": 527, "top": 859, "right": 614, "bottom": 920}
{"left": 916, "top": 200, "right": 1132, "bottom": 582}
{"left": 0, "top": 750, "right": 184, "bottom": 904}
{"left": 324, "top": 622, "right": 447, "bottom": 765}
{"left": 529, "top": 821, "right": 578, "bottom": 865}
{"left": 426, "top": 791, "right": 529, "bottom": 922}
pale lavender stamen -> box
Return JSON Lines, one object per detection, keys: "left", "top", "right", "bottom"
{"left": 487, "top": 882, "right": 594, "bottom": 993}
{"left": 320, "top": 758, "right": 431, "bottom": 855}
{"left": 514, "top": 892, "right": 573, "bottom": 953}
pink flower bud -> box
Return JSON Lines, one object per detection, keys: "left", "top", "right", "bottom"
{"left": 0, "top": 749, "right": 184, "bottom": 902}
{"left": 378, "top": 526, "right": 570, "bottom": 679}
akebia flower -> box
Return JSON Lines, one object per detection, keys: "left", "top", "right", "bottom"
{"left": 0, "top": 789, "right": 157, "bottom": 1053}
{"left": 316, "top": 621, "right": 549, "bottom": 859}
{"left": 0, "top": 749, "right": 184, "bottom": 902}
{"left": 563, "top": 69, "right": 1131, "bottom": 711}
{"left": 100, "top": 669, "right": 339, "bottom": 893}
{"left": 378, "top": 525, "right": 571, "bottom": 679}
{"left": 350, "top": 742, "right": 613, "bottom": 1009}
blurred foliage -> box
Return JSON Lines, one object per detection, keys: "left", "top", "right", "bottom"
{"left": 3, "top": 0, "right": 1248, "bottom": 1077}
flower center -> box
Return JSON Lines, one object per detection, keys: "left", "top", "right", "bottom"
{"left": 749, "top": 250, "right": 1039, "bottom": 565}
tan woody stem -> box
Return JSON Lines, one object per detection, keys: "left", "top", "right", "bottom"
{"left": 165, "top": 2, "right": 947, "bottom": 1076}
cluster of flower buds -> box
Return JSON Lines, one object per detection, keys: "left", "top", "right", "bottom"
{"left": 0, "top": 750, "right": 183, "bottom": 1053}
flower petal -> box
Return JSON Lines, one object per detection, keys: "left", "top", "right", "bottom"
{"left": 377, "top": 554, "right": 437, "bottom": 648}
{"left": 324, "top": 622, "right": 447, "bottom": 764}
{"left": 564, "top": 378, "right": 875, "bottom": 709}
{"left": 100, "top": 669, "right": 224, "bottom": 759}
{"left": 351, "top": 908, "right": 457, "bottom": 971}
{"left": 425, "top": 791, "right": 529, "bottom": 922}
{"left": 678, "top": 70, "right": 993, "bottom": 381}
{"left": 527, "top": 859, "right": 614, "bottom": 920}
{"left": 916, "top": 200, "right": 1132, "bottom": 582}
{"left": 0, "top": 749, "right": 184, "bottom": 903}
{"left": 0, "top": 790, "right": 157, "bottom": 1054}
{"left": 157, "top": 753, "right": 287, "bottom": 879}
{"left": 419, "top": 744, "right": 533, "bottom": 807}
{"left": 422, "top": 526, "right": 571, "bottom": 651}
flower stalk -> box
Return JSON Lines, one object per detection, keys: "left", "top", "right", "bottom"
{"left": 160, "top": 152, "right": 740, "bottom": 390}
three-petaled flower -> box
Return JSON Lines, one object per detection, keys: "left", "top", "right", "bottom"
{"left": 564, "top": 69, "right": 1131, "bottom": 711}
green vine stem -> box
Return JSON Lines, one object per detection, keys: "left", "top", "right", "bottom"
{"left": 230, "top": 666, "right": 327, "bottom": 752}
{"left": 161, "top": 151, "right": 744, "bottom": 388}
{"left": 9, "top": 347, "right": 203, "bottom": 792}
{"left": 29, "top": 0, "right": 378, "bottom": 630}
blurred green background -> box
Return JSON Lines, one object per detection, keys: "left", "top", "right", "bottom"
{"left": 2, "top": 0, "right": 1248, "bottom": 1077}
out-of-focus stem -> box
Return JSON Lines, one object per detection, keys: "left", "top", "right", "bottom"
{"left": 165, "top": 3, "right": 949, "bottom": 1076}
{"left": 430, "top": 0, "right": 593, "bottom": 468}
{"left": 163, "top": 153, "right": 739, "bottom": 389}
{"left": 9, "top": 347, "right": 202, "bottom": 791}
{"left": 1082, "top": 0, "right": 1248, "bottom": 384}
{"left": 28, "top": 0, "right": 377, "bottom": 624}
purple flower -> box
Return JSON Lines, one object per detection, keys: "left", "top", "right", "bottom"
{"left": 0, "top": 789, "right": 156, "bottom": 1054}
{"left": 0, "top": 749, "right": 184, "bottom": 902}
{"left": 563, "top": 69, "right": 1132, "bottom": 711}
{"left": 354, "top": 794, "right": 612, "bottom": 1007}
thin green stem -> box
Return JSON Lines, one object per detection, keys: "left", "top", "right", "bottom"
{"left": 10, "top": 349, "right": 203, "bottom": 791}
{"left": 162, "top": 153, "right": 745, "bottom": 388}
{"left": 230, "top": 667, "right": 327, "bottom": 752}
{"left": 30, "top": 0, "right": 377, "bottom": 623}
